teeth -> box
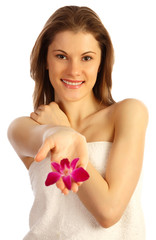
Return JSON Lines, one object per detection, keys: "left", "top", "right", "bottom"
{"left": 62, "top": 79, "right": 83, "bottom": 86}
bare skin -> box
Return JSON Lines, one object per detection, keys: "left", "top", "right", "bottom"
{"left": 8, "top": 31, "right": 148, "bottom": 228}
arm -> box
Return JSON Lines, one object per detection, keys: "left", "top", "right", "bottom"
{"left": 77, "top": 99, "right": 148, "bottom": 228}
{"left": 24, "top": 99, "right": 148, "bottom": 228}
{"left": 7, "top": 105, "right": 89, "bottom": 192}
{"left": 7, "top": 102, "right": 71, "bottom": 168}
{"left": 30, "top": 102, "right": 71, "bottom": 127}
{"left": 7, "top": 116, "right": 54, "bottom": 167}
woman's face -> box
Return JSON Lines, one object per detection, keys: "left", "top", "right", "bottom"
{"left": 47, "top": 30, "right": 101, "bottom": 103}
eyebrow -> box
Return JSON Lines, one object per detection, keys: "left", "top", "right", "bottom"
{"left": 53, "top": 49, "right": 96, "bottom": 55}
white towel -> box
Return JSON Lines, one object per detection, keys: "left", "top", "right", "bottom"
{"left": 23, "top": 142, "right": 145, "bottom": 240}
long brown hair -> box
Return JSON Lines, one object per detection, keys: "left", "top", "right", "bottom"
{"left": 30, "top": 6, "right": 115, "bottom": 110}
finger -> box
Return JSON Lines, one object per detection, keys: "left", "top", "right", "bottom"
{"left": 35, "top": 139, "right": 55, "bottom": 162}
{"left": 38, "top": 105, "right": 46, "bottom": 110}
{"left": 71, "top": 182, "right": 79, "bottom": 193}
{"left": 55, "top": 176, "right": 69, "bottom": 194}
{"left": 35, "top": 109, "right": 42, "bottom": 115}
{"left": 49, "top": 101, "right": 58, "bottom": 108}
{"left": 62, "top": 188, "right": 69, "bottom": 195}
{"left": 30, "top": 112, "right": 38, "bottom": 121}
{"left": 56, "top": 178, "right": 65, "bottom": 191}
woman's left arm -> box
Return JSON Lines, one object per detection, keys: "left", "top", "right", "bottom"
{"left": 77, "top": 99, "right": 148, "bottom": 228}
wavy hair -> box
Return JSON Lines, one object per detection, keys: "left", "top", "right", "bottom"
{"left": 30, "top": 6, "right": 115, "bottom": 110}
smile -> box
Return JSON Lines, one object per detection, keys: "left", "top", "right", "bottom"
{"left": 61, "top": 79, "right": 85, "bottom": 89}
{"left": 61, "top": 79, "right": 84, "bottom": 86}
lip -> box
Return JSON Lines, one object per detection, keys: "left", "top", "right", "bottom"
{"left": 61, "top": 79, "right": 84, "bottom": 83}
{"left": 61, "top": 79, "right": 85, "bottom": 89}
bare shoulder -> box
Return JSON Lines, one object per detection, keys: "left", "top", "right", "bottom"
{"left": 115, "top": 98, "right": 148, "bottom": 111}
{"left": 113, "top": 98, "right": 148, "bottom": 123}
{"left": 111, "top": 98, "right": 149, "bottom": 140}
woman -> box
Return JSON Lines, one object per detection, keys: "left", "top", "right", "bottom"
{"left": 8, "top": 5, "right": 148, "bottom": 240}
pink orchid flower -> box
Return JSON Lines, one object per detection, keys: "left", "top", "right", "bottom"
{"left": 45, "top": 158, "right": 89, "bottom": 190}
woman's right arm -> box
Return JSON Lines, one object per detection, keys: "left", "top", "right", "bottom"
{"left": 7, "top": 116, "right": 89, "bottom": 181}
{"left": 7, "top": 102, "right": 71, "bottom": 168}
{"left": 7, "top": 103, "right": 89, "bottom": 193}
{"left": 7, "top": 117, "right": 54, "bottom": 168}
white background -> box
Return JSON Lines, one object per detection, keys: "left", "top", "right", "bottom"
{"left": 0, "top": 0, "right": 155, "bottom": 239}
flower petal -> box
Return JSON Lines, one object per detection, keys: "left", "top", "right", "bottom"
{"left": 45, "top": 172, "right": 61, "bottom": 186}
{"left": 62, "top": 175, "right": 72, "bottom": 190}
{"left": 71, "top": 167, "right": 90, "bottom": 182}
{"left": 51, "top": 162, "right": 61, "bottom": 173}
{"left": 71, "top": 158, "right": 79, "bottom": 170}
{"left": 60, "top": 158, "right": 70, "bottom": 170}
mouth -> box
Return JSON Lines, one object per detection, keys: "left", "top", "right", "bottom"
{"left": 61, "top": 79, "right": 85, "bottom": 88}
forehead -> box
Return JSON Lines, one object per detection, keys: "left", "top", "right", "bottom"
{"left": 49, "top": 30, "right": 101, "bottom": 52}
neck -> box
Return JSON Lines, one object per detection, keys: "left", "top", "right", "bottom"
{"left": 55, "top": 93, "right": 102, "bottom": 129}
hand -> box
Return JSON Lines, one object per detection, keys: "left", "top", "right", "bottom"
{"left": 35, "top": 126, "right": 89, "bottom": 195}
{"left": 30, "top": 102, "right": 70, "bottom": 127}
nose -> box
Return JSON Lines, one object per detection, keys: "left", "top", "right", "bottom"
{"left": 67, "top": 59, "right": 81, "bottom": 77}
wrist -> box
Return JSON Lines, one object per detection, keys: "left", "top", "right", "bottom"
{"left": 42, "top": 125, "right": 74, "bottom": 142}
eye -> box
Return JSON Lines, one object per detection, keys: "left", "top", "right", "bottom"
{"left": 82, "top": 56, "right": 92, "bottom": 61}
{"left": 56, "top": 54, "right": 67, "bottom": 60}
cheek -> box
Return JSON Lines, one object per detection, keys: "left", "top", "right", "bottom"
{"left": 87, "top": 64, "right": 100, "bottom": 80}
{"left": 47, "top": 70, "right": 58, "bottom": 90}
{"left": 48, "top": 62, "right": 60, "bottom": 81}
{"left": 48, "top": 60, "right": 66, "bottom": 78}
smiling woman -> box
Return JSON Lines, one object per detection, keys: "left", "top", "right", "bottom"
{"left": 7, "top": 5, "right": 148, "bottom": 240}
{"left": 46, "top": 31, "right": 101, "bottom": 102}
{"left": 30, "top": 6, "right": 115, "bottom": 110}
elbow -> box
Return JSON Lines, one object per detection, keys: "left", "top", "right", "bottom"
{"left": 99, "top": 219, "right": 118, "bottom": 229}
{"left": 98, "top": 207, "right": 122, "bottom": 229}
{"left": 7, "top": 120, "right": 14, "bottom": 143}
